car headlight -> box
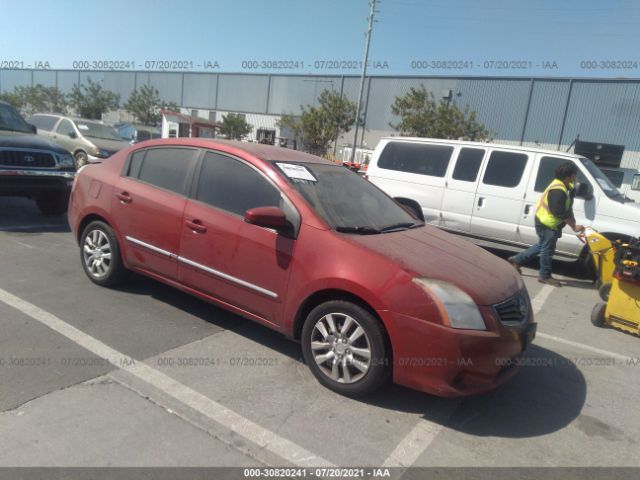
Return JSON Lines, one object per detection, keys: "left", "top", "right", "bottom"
{"left": 57, "top": 154, "right": 75, "bottom": 168}
{"left": 412, "top": 278, "right": 486, "bottom": 330}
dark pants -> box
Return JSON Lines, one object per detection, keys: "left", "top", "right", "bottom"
{"left": 513, "top": 223, "right": 560, "bottom": 278}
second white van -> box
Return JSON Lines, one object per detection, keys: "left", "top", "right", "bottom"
{"left": 366, "top": 137, "right": 640, "bottom": 266}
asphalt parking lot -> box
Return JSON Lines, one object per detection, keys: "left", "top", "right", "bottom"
{"left": 1, "top": 196, "right": 639, "bottom": 472}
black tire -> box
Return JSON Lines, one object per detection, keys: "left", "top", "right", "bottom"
{"left": 80, "top": 220, "right": 128, "bottom": 287}
{"left": 301, "top": 300, "right": 391, "bottom": 397}
{"left": 74, "top": 151, "right": 88, "bottom": 169}
{"left": 591, "top": 303, "right": 607, "bottom": 328}
{"left": 36, "top": 191, "right": 69, "bottom": 215}
{"left": 598, "top": 282, "right": 612, "bottom": 302}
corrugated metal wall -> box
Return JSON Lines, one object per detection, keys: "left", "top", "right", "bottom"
{"left": 1, "top": 69, "right": 639, "bottom": 169}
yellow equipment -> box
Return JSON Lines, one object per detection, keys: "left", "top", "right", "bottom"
{"left": 583, "top": 227, "right": 618, "bottom": 300}
{"left": 591, "top": 238, "right": 640, "bottom": 336}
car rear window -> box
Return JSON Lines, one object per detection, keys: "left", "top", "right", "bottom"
{"left": 135, "top": 148, "right": 197, "bottom": 195}
{"left": 377, "top": 142, "right": 453, "bottom": 177}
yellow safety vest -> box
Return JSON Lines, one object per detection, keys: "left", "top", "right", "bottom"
{"left": 535, "top": 179, "right": 571, "bottom": 229}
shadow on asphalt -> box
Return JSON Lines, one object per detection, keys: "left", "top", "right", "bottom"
{"left": 0, "top": 197, "right": 70, "bottom": 233}
{"left": 117, "top": 274, "right": 586, "bottom": 439}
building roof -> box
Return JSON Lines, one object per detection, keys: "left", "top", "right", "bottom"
{"left": 161, "top": 110, "right": 217, "bottom": 128}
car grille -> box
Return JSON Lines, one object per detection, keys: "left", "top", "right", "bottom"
{"left": 493, "top": 290, "right": 530, "bottom": 326}
{"left": 0, "top": 150, "right": 56, "bottom": 168}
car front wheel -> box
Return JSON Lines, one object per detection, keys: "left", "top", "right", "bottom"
{"left": 301, "top": 300, "right": 391, "bottom": 397}
{"left": 80, "top": 221, "right": 128, "bottom": 287}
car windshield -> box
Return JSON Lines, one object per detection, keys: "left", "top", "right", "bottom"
{"left": 0, "top": 103, "right": 32, "bottom": 133}
{"left": 579, "top": 157, "right": 625, "bottom": 201}
{"left": 75, "top": 121, "right": 122, "bottom": 141}
{"left": 274, "top": 161, "right": 422, "bottom": 234}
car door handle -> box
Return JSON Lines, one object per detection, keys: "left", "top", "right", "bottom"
{"left": 477, "top": 197, "right": 485, "bottom": 208}
{"left": 115, "top": 191, "right": 132, "bottom": 204}
{"left": 524, "top": 204, "right": 532, "bottom": 215}
{"left": 185, "top": 219, "right": 207, "bottom": 234}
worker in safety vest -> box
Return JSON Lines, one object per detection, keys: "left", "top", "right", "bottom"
{"left": 508, "top": 162, "right": 585, "bottom": 286}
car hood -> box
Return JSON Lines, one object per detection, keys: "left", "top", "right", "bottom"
{"left": 598, "top": 197, "right": 640, "bottom": 226}
{"left": 0, "top": 131, "right": 69, "bottom": 154}
{"left": 344, "top": 225, "right": 522, "bottom": 306}
{"left": 88, "top": 137, "right": 130, "bottom": 153}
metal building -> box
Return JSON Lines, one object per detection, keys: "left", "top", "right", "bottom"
{"left": 2, "top": 69, "right": 640, "bottom": 175}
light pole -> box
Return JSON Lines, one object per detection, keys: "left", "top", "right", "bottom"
{"left": 350, "top": 0, "right": 376, "bottom": 164}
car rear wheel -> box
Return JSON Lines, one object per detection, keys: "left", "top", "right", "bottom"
{"left": 75, "top": 151, "right": 88, "bottom": 169}
{"left": 36, "top": 191, "right": 69, "bottom": 215}
{"left": 301, "top": 300, "right": 391, "bottom": 397}
{"left": 80, "top": 221, "right": 128, "bottom": 287}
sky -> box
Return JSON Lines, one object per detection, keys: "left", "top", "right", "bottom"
{"left": 1, "top": 0, "right": 640, "bottom": 78}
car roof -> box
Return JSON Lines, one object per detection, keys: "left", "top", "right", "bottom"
{"left": 381, "top": 136, "right": 585, "bottom": 159}
{"left": 137, "top": 138, "right": 336, "bottom": 165}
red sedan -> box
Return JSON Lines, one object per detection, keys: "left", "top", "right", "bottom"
{"left": 68, "top": 139, "right": 535, "bottom": 397}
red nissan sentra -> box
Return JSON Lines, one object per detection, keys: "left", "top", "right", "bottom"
{"left": 68, "top": 139, "right": 535, "bottom": 397}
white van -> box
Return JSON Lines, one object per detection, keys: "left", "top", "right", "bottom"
{"left": 366, "top": 137, "right": 640, "bottom": 264}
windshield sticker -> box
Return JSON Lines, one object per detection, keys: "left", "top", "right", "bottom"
{"left": 276, "top": 163, "right": 317, "bottom": 182}
{"left": 77, "top": 124, "right": 89, "bottom": 130}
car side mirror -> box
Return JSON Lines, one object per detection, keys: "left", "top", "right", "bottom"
{"left": 29, "top": 124, "right": 37, "bottom": 134}
{"left": 68, "top": 131, "right": 77, "bottom": 139}
{"left": 575, "top": 182, "right": 593, "bottom": 200}
{"left": 244, "top": 206, "right": 291, "bottom": 234}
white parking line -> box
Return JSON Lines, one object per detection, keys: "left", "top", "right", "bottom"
{"left": 0, "top": 287, "right": 334, "bottom": 468}
{"left": 531, "top": 284, "right": 635, "bottom": 362}
{"left": 382, "top": 400, "right": 460, "bottom": 467}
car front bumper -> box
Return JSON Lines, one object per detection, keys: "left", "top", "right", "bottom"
{"left": 0, "top": 169, "right": 75, "bottom": 196}
{"left": 381, "top": 307, "right": 536, "bottom": 397}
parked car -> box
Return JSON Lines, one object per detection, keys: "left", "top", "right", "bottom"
{"left": 113, "top": 123, "right": 162, "bottom": 144}
{"left": 365, "top": 137, "right": 640, "bottom": 269}
{"left": 28, "top": 114, "right": 129, "bottom": 168}
{"left": 68, "top": 139, "right": 535, "bottom": 397}
{"left": 0, "top": 101, "right": 75, "bottom": 215}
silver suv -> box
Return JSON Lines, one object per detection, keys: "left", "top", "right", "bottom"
{"left": 28, "top": 114, "right": 129, "bottom": 168}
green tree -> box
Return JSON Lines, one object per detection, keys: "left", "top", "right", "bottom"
{"left": 218, "top": 113, "right": 253, "bottom": 140}
{"left": 390, "top": 85, "right": 489, "bottom": 141}
{"left": 277, "top": 89, "right": 357, "bottom": 156}
{"left": 16, "top": 84, "right": 67, "bottom": 115}
{"left": 0, "top": 91, "right": 24, "bottom": 110}
{"left": 67, "top": 77, "right": 120, "bottom": 120}
{"left": 124, "top": 84, "right": 178, "bottom": 126}
{"left": 0, "top": 85, "right": 67, "bottom": 115}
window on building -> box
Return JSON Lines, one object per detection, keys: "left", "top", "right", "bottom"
{"left": 534, "top": 157, "right": 587, "bottom": 192}
{"left": 196, "top": 151, "right": 281, "bottom": 216}
{"left": 483, "top": 151, "right": 528, "bottom": 188}
{"left": 378, "top": 142, "right": 453, "bottom": 177}
{"left": 136, "top": 148, "right": 196, "bottom": 195}
{"left": 452, "top": 148, "right": 485, "bottom": 182}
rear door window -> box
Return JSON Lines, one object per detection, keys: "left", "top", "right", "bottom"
{"left": 195, "top": 151, "right": 281, "bottom": 217}
{"left": 377, "top": 142, "right": 453, "bottom": 177}
{"left": 452, "top": 148, "right": 485, "bottom": 182}
{"left": 482, "top": 151, "right": 529, "bottom": 187}
{"left": 134, "top": 148, "right": 197, "bottom": 195}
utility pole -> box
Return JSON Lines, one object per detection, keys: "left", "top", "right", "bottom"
{"left": 350, "top": 0, "right": 376, "bottom": 164}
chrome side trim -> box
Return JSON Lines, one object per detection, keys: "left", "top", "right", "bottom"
{"left": 125, "top": 236, "right": 177, "bottom": 259}
{"left": 177, "top": 256, "right": 278, "bottom": 299}
{"left": 124, "top": 235, "right": 278, "bottom": 299}
{"left": 0, "top": 169, "right": 75, "bottom": 178}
